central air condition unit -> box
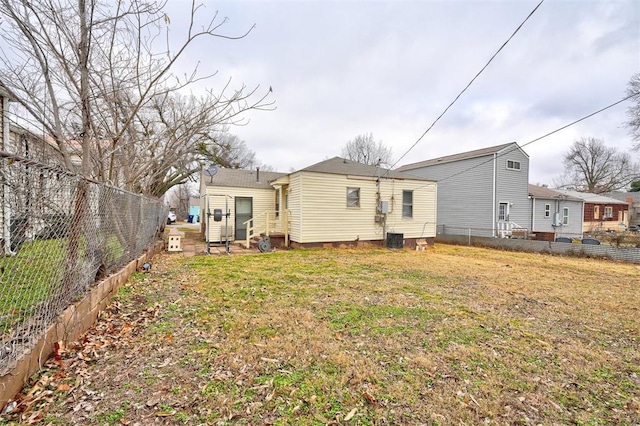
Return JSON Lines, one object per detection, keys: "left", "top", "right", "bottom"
{"left": 552, "top": 212, "right": 562, "bottom": 227}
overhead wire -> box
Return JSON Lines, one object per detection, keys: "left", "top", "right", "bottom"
{"left": 407, "top": 92, "right": 639, "bottom": 189}
{"left": 390, "top": 0, "right": 546, "bottom": 170}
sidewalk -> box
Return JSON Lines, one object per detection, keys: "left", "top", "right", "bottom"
{"left": 165, "top": 222, "right": 255, "bottom": 257}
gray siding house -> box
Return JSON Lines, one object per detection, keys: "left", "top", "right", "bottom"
{"left": 528, "top": 185, "right": 583, "bottom": 238}
{"left": 397, "top": 142, "right": 531, "bottom": 237}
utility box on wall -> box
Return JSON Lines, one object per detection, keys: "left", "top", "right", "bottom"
{"left": 379, "top": 201, "right": 389, "bottom": 214}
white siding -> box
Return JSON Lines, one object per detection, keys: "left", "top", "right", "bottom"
{"left": 204, "top": 186, "right": 276, "bottom": 243}
{"left": 287, "top": 173, "right": 303, "bottom": 242}
{"left": 290, "top": 172, "right": 436, "bottom": 244}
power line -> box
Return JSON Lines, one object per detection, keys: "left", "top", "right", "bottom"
{"left": 391, "top": 0, "right": 545, "bottom": 170}
{"left": 428, "top": 92, "right": 639, "bottom": 185}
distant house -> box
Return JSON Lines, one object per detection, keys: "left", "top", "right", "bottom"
{"left": 528, "top": 185, "right": 584, "bottom": 239}
{"left": 554, "top": 190, "right": 629, "bottom": 232}
{"left": 200, "top": 157, "right": 438, "bottom": 249}
{"left": 397, "top": 142, "right": 530, "bottom": 238}
{"left": 188, "top": 197, "right": 201, "bottom": 223}
{"left": 271, "top": 157, "right": 437, "bottom": 248}
{"left": 605, "top": 192, "right": 640, "bottom": 229}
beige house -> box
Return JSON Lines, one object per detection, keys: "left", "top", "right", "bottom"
{"left": 200, "top": 167, "right": 287, "bottom": 245}
{"left": 201, "top": 158, "right": 437, "bottom": 250}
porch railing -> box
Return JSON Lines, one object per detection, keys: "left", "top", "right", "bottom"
{"left": 244, "top": 209, "right": 290, "bottom": 249}
{"left": 497, "top": 221, "right": 527, "bottom": 238}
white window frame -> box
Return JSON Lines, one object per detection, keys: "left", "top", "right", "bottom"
{"left": 402, "top": 190, "right": 413, "bottom": 218}
{"left": 544, "top": 204, "right": 550, "bottom": 218}
{"left": 563, "top": 207, "right": 569, "bottom": 225}
{"left": 498, "top": 202, "right": 509, "bottom": 221}
{"left": 506, "top": 160, "right": 521, "bottom": 171}
{"left": 347, "top": 187, "right": 360, "bottom": 207}
{"left": 604, "top": 206, "right": 613, "bottom": 219}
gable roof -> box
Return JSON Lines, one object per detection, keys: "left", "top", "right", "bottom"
{"left": 298, "top": 156, "right": 433, "bottom": 181}
{"left": 396, "top": 142, "right": 524, "bottom": 171}
{"left": 203, "top": 167, "right": 287, "bottom": 189}
{"left": 553, "top": 189, "right": 629, "bottom": 205}
{"left": 528, "top": 184, "right": 582, "bottom": 201}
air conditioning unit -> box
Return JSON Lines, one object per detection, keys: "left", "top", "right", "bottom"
{"left": 552, "top": 212, "right": 562, "bottom": 227}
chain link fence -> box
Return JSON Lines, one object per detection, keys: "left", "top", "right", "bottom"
{"left": 436, "top": 225, "right": 640, "bottom": 263}
{"left": 0, "top": 151, "right": 167, "bottom": 375}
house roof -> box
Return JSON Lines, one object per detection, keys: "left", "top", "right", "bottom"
{"left": 203, "top": 167, "right": 287, "bottom": 189}
{"left": 553, "top": 189, "right": 629, "bottom": 205}
{"left": 298, "top": 156, "right": 434, "bottom": 181}
{"left": 604, "top": 191, "right": 640, "bottom": 204}
{"left": 396, "top": 142, "right": 524, "bottom": 171}
{"left": 528, "top": 185, "right": 582, "bottom": 201}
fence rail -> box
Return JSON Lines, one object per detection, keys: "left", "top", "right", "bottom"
{"left": 437, "top": 225, "right": 640, "bottom": 264}
{"left": 1, "top": 151, "right": 166, "bottom": 374}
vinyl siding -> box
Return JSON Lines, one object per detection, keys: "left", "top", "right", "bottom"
{"left": 290, "top": 171, "right": 436, "bottom": 244}
{"left": 530, "top": 198, "right": 583, "bottom": 235}
{"left": 287, "top": 173, "right": 303, "bottom": 242}
{"left": 401, "top": 155, "right": 495, "bottom": 236}
{"left": 403, "top": 144, "right": 531, "bottom": 237}
{"left": 495, "top": 146, "right": 531, "bottom": 230}
{"left": 204, "top": 186, "right": 276, "bottom": 242}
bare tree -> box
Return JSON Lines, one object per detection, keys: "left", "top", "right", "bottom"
{"left": 341, "top": 133, "right": 393, "bottom": 166}
{"left": 199, "top": 132, "right": 257, "bottom": 169}
{"left": 627, "top": 72, "right": 640, "bottom": 148}
{"left": 166, "top": 182, "right": 195, "bottom": 220}
{"left": 0, "top": 0, "right": 274, "bottom": 195}
{"left": 555, "top": 137, "right": 638, "bottom": 193}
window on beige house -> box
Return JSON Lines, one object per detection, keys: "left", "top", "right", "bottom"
{"left": 347, "top": 187, "right": 360, "bottom": 207}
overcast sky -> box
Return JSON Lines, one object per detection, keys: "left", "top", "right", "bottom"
{"left": 167, "top": 0, "right": 639, "bottom": 185}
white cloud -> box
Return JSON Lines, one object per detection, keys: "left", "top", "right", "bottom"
{"left": 166, "top": 0, "right": 640, "bottom": 185}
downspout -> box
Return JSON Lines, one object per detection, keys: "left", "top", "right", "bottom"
{"left": 530, "top": 196, "right": 535, "bottom": 232}
{"left": 492, "top": 152, "right": 497, "bottom": 237}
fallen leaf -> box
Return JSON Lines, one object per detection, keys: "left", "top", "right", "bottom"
{"left": 362, "top": 391, "right": 377, "bottom": 405}
{"left": 57, "top": 384, "right": 71, "bottom": 392}
{"left": 344, "top": 407, "right": 357, "bottom": 421}
{"left": 156, "top": 410, "right": 174, "bottom": 417}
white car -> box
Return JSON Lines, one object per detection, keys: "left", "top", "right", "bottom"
{"left": 167, "top": 211, "right": 177, "bottom": 224}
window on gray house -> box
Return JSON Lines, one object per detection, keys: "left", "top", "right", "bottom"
{"left": 563, "top": 207, "right": 569, "bottom": 225}
{"left": 544, "top": 204, "right": 550, "bottom": 218}
{"left": 402, "top": 190, "right": 413, "bottom": 218}
{"left": 506, "top": 160, "right": 521, "bottom": 170}
{"left": 347, "top": 187, "right": 360, "bottom": 207}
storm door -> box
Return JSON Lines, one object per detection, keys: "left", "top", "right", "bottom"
{"left": 235, "top": 197, "right": 253, "bottom": 240}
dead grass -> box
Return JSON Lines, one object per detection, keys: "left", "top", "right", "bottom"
{"left": 3, "top": 244, "right": 640, "bottom": 425}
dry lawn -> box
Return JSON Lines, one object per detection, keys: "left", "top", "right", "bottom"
{"left": 3, "top": 244, "right": 640, "bottom": 425}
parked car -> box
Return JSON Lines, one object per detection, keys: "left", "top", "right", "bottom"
{"left": 627, "top": 224, "right": 639, "bottom": 233}
{"left": 167, "top": 211, "right": 177, "bottom": 224}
